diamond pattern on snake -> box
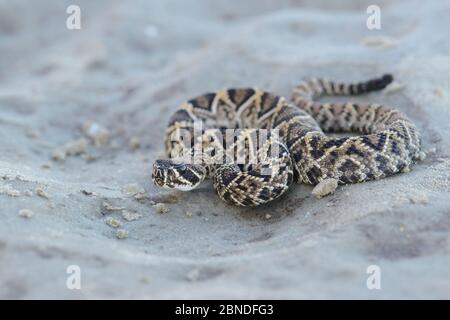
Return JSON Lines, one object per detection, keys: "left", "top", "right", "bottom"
{"left": 152, "top": 74, "right": 422, "bottom": 206}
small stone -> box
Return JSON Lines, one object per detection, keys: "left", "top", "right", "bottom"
{"left": 134, "top": 191, "right": 147, "bottom": 202}
{"left": 105, "top": 217, "right": 121, "bottom": 228}
{"left": 311, "top": 178, "right": 338, "bottom": 199}
{"left": 265, "top": 214, "right": 272, "bottom": 219}
{"left": 65, "top": 138, "right": 88, "bottom": 156}
{"left": 116, "top": 229, "right": 128, "bottom": 239}
{"left": 129, "top": 137, "right": 141, "bottom": 150}
{"left": 154, "top": 203, "right": 169, "bottom": 214}
{"left": 81, "top": 153, "right": 96, "bottom": 162}
{"left": 102, "top": 201, "right": 123, "bottom": 211}
{"left": 186, "top": 268, "right": 200, "bottom": 281}
{"left": 51, "top": 149, "right": 66, "bottom": 161}
{"left": 35, "top": 187, "right": 50, "bottom": 199}
{"left": 401, "top": 166, "right": 411, "bottom": 173}
{"left": 185, "top": 211, "right": 193, "bottom": 217}
{"left": 418, "top": 151, "right": 427, "bottom": 161}
{"left": 121, "top": 210, "right": 142, "bottom": 221}
{"left": 82, "top": 122, "right": 109, "bottom": 146}
{"left": 19, "top": 209, "right": 34, "bottom": 218}
{"left": 0, "top": 185, "right": 21, "bottom": 197}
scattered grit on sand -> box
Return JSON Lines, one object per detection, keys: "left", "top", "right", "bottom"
{"left": 0, "top": 0, "right": 450, "bottom": 299}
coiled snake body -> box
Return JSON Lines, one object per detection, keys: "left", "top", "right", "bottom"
{"left": 152, "top": 75, "right": 422, "bottom": 206}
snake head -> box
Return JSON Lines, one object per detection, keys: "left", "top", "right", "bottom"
{"left": 152, "top": 159, "right": 206, "bottom": 191}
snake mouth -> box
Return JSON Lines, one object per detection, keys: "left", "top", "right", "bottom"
{"left": 152, "top": 161, "right": 169, "bottom": 187}
{"left": 151, "top": 170, "right": 165, "bottom": 187}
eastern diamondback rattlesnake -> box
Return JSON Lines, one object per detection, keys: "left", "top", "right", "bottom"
{"left": 152, "top": 74, "right": 422, "bottom": 206}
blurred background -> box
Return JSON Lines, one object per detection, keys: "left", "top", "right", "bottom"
{"left": 0, "top": 0, "right": 449, "bottom": 299}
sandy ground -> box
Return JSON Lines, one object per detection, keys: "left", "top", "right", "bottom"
{"left": 0, "top": 0, "right": 449, "bottom": 299}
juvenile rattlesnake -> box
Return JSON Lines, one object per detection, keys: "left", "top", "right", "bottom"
{"left": 152, "top": 74, "right": 421, "bottom": 206}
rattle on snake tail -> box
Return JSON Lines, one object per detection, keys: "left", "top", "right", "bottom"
{"left": 152, "top": 74, "right": 422, "bottom": 207}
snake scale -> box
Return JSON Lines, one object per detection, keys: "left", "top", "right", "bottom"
{"left": 152, "top": 74, "right": 422, "bottom": 206}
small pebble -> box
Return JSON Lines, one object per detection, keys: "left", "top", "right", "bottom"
{"left": 51, "top": 149, "right": 66, "bottom": 161}
{"left": 64, "top": 138, "right": 88, "bottom": 156}
{"left": 121, "top": 210, "right": 142, "bottom": 221}
{"left": 105, "top": 217, "right": 121, "bottom": 228}
{"left": 185, "top": 211, "right": 193, "bottom": 217}
{"left": 418, "top": 151, "right": 427, "bottom": 161}
{"left": 134, "top": 192, "right": 147, "bottom": 202}
{"left": 129, "top": 137, "right": 141, "bottom": 150}
{"left": 82, "top": 122, "right": 109, "bottom": 146}
{"left": 311, "top": 178, "right": 338, "bottom": 199}
{"left": 154, "top": 203, "right": 170, "bottom": 214}
{"left": 81, "top": 154, "right": 96, "bottom": 162}
{"left": 102, "top": 201, "right": 123, "bottom": 212}
{"left": 186, "top": 268, "right": 200, "bottom": 281}
{"left": 19, "top": 209, "right": 34, "bottom": 219}
{"left": 116, "top": 229, "right": 128, "bottom": 239}
{"left": 0, "top": 185, "right": 21, "bottom": 197}
{"left": 265, "top": 214, "right": 272, "bottom": 219}
{"left": 35, "top": 187, "right": 49, "bottom": 199}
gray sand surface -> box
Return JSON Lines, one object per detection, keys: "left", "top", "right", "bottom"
{"left": 0, "top": 0, "right": 449, "bottom": 298}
